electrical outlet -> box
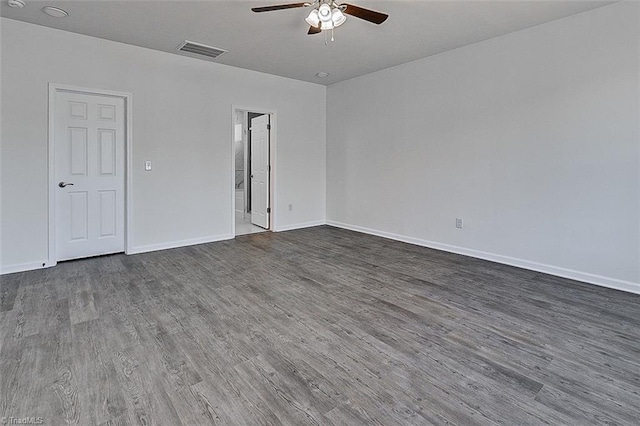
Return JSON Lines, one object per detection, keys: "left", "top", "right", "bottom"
{"left": 144, "top": 161, "right": 152, "bottom": 171}
{"left": 288, "top": 204, "right": 293, "bottom": 211}
{"left": 456, "top": 218, "right": 463, "bottom": 229}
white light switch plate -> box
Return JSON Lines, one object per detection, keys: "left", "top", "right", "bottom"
{"left": 145, "top": 161, "right": 152, "bottom": 171}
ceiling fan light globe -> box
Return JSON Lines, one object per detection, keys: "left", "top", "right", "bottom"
{"left": 318, "top": 4, "right": 332, "bottom": 22}
{"left": 331, "top": 8, "right": 346, "bottom": 27}
{"left": 320, "top": 20, "right": 334, "bottom": 30}
{"left": 305, "top": 9, "right": 320, "bottom": 27}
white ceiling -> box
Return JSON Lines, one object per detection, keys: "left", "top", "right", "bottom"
{"left": 1, "top": 0, "right": 615, "bottom": 85}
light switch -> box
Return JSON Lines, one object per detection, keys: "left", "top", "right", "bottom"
{"left": 145, "top": 161, "right": 152, "bottom": 171}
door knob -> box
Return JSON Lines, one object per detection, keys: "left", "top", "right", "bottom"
{"left": 58, "top": 182, "right": 74, "bottom": 188}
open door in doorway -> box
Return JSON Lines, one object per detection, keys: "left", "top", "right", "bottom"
{"left": 250, "top": 114, "right": 270, "bottom": 229}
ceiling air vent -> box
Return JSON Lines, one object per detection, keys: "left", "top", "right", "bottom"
{"left": 176, "top": 40, "right": 227, "bottom": 61}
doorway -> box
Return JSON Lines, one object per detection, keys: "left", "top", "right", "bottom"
{"left": 232, "top": 107, "right": 274, "bottom": 236}
{"left": 48, "top": 84, "right": 132, "bottom": 265}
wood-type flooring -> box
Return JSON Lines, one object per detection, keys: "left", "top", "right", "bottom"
{"left": 1, "top": 226, "right": 639, "bottom": 425}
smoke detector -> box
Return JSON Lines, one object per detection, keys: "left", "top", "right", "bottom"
{"left": 7, "top": 0, "right": 26, "bottom": 8}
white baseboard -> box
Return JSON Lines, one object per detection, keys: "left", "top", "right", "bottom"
{"left": 0, "top": 261, "right": 51, "bottom": 275}
{"left": 327, "top": 220, "right": 640, "bottom": 295}
{"left": 5, "top": 223, "right": 638, "bottom": 296}
{"left": 128, "top": 233, "right": 234, "bottom": 255}
{"left": 1, "top": 233, "right": 234, "bottom": 274}
{"left": 275, "top": 220, "right": 326, "bottom": 232}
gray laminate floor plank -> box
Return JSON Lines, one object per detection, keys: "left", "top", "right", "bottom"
{"left": 71, "top": 319, "right": 127, "bottom": 425}
{"left": 2, "top": 226, "right": 639, "bottom": 425}
{"left": 0, "top": 274, "right": 21, "bottom": 312}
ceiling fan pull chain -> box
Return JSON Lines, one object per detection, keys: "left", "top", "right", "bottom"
{"left": 331, "top": 27, "right": 335, "bottom": 42}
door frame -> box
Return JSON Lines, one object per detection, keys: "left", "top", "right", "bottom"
{"left": 47, "top": 83, "right": 133, "bottom": 267}
{"left": 231, "top": 105, "right": 276, "bottom": 235}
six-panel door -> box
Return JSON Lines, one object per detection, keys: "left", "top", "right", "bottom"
{"left": 250, "top": 114, "right": 270, "bottom": 229}
{"left": 55, "top": 92, "right": 125, "bottom": 261}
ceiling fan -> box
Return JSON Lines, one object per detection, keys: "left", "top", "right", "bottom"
{"left": 251, "top": 1, "right": 388, "bottom": 37}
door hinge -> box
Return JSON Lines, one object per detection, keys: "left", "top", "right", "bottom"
{"left": 267, "top": 207, "right": 271, "bottom": 213}
{"left": 267, "top": 124, "right": 271, "bottom": 130}
{"left": 267, "top": 165, "right": 271, "bottom": 173}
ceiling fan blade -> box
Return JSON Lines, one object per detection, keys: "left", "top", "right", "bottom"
{"left": 251, "top": 3, "right": 307, "bottom": 13}
{"left": 308, "top": 26, "right": 321, "bottom": 35}
{"left": 343, "top": 4, "right": 388, "bottom": 25}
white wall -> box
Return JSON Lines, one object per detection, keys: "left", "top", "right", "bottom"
{"left": 0, "top": 18, "right": 326, "bottom": 272}
{"left": 327, "top": 2, "right": 639, "bottom": 293}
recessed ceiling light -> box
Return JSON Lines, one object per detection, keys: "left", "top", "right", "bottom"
{"left": 7, "top": 0, "right": 26, "bottom": 8}
{"left": 316, "top": 72, "right": 329, "bottom": 78}
{"left": 42, "top": 6, "right": 68, "bottom": 18}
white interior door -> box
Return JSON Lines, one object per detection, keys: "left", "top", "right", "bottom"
{"left": 250, "top": 114, "right": 270, "bottom": 229}
{"left": 54, "top": 91, "right": 125, "bottom": 261}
